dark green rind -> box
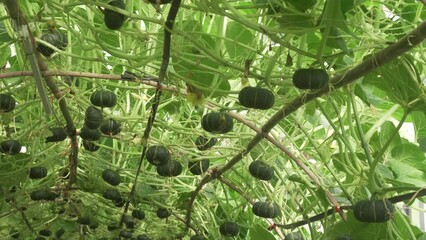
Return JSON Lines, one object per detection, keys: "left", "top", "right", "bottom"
{"left": 292, "top": 68, "right": 329, "bottom": 90}
{"left": 238, "top": 86, "right": 275, "bottom": 110}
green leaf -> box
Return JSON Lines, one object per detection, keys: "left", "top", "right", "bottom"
{"left": 325, "top": 26, "right": 351, "bottom": 56}
{"left": 412, "top": 111, "right": 426, "bottom": 138}
{"left": 0, "top": 45, "right": 11, "bottom": 67}
{"left": 0, "top": 21, "right": 13, "bottom": 42}
{"left": 286, "top": 0, "right": 316, "bottom": 12}
{"left": 388, "top": 161, "right": 426, "bottom": 187}
{"left": 225, "top": 21, "right": 255, "bottom": 60}
{"left": 380, "top": 121, "right": 402, "bottom": 149}
{"left": 275, "top": 8, "right": 315, "bottom": 34}
{"left": 390, "top": 143, "right": 426, "bottom": 170}
{"left": 249, "top": 224, "right": 275, "bottom": 240}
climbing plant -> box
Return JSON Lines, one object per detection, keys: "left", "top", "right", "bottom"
{"left": 0, "top": 0, "right": 426, "bottom": 239}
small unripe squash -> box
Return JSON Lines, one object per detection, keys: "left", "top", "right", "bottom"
{"left": 0, "top": 94, "right": 16, "bottom": 113}
{"left": 238, "top": 86, "right": 275, "bottom": 110}
{"left": 195, "top": 136, "right": 217, "bottom": 151}
{"left": 108, "top": 224, "right": 119, "bottom": 231}
{"left": 82, "top": 140, "right": 100, "bottom": 151}
{"left": 157, "top": 160, "right": 183, "bottom": 177}
{"left": 102, "top": 188, "right": 121, "bottom": 200}
{"left": 102, "top": 169, "right": 121, "bottom": 186}
{"left": 84, "top": 106, "right": 103, "bottom": 129}
{"left": 113, "top": 197, "right": 125, "bottom": 207}
{"left": 39, "top": 229, "right": 52, "bottom": 236}
{"left": 120, "top": 230, "right": 133, "bottom": 238}
{"left": 100, "top": 119, "right": 121, "bottom": 135}
{"left": 55, "top": 227, "right": 65, "bottom": 238}
{"left": 219, "top": 221, "right": 239, "bottom": 237}
{"left": 252, "top": 201, "right": 280, "bottom": 218}
{"left": 249, "top": 161, "right": 274, "bottom": 181}
{"left": 37, "top": 30, "right": 68, "bottom": 57}
{"left": 90, "top": 90, "right": 117, "bottom": 108}
{"left": 0, "top": 140, "right": 21, "bottom": 155}
{"left": 80, "top": 126, "right": 101, "bottom": 141}
{"left": 353, "top": 199, "right": 394, "bottom": 223}
{"left": 45, "top": 127, "right": 67, "bottom": 142}
{"left": 132, "top": 209, "right": 145, "bottom": 220}
{"left": 201, "top": 112, "right": 233, "bottom": 134}
{"left": 136, "top": 234, "right": 150, "bottom": 240}
{"left": 292, "top": 69, "right": 329, "bottom": 90}
{"left": 188, "top": 159, "right": 210, "bottom": 175}
{"left": 146, "top": 145, "right": 170, "bottom": 166}
{"left": 156, "top": 208, "right": 171, "bottom": 219}
{"left": 104, "top": 0, "right": 126, "bottom": 30}
{"left": 29, "top": 166, "right": 48, "bottom": 179}
{"left": 9, "top": 229, "right": 19, "bottom": 239}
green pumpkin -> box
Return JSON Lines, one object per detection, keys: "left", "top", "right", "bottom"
{"left": 136, "top": 234, "right": 150, "bottom": 240}
{"left": 55, "top": 227, "right": 65, "bottom": 238}
{"left": 195, "top": 136, "right": 217, "bottom": 151}
{"left": 146, "top": 145, "right": 170, "bottom": 166}
{"left": 123, "top": 215, "right": 135, "bottom": 228}
{"left": 29, "top": 166, "right": 48, "bottom": 179}
{"left": 147, "top": 0, "right": 173, "bottom": 4}
{"left": 353, "top": 199, "right": 394, "bottom": 223}
{"left": 30, "top": 189, "right": 58, "bottom": 201}
{"left": 188, "top": 159, "right": 210, "bottom": 175}
{"left": 201, "top": 112, "right": 233, "bottom": 134}
{"left": 157, "top": 160, "right": 183, "bottom": 177}
{"left": 219, "top": 221, "right": 239, "bottom": 237}
{"left": 100, "top": 119, "right": 121, "bottom": 135}
{"left": 89, "top": 222, "right": 99, "bottom": 230}
{"left": 0, "top": 94, "right": 16, "bottom": 113}
{"left": 90, "top": 90, "right": 117, "bottom": 108}
{"left": 9, "top": 229, "right": 19, "bottom": 239}
{"left": 84, "top": 106, "right": 103, "bottom": 129}
{"left": 113, "top": 197, "right": 125, "bottom": 207}
{"left": 102, "top": 188, "right": 121, "bottom": 200}
{"left": 102, "top": 169, "right": 121, "bottom": 186}
{"left": 45, "top": 127, "right": 67, "bottom": 142}
{"left": 0, "top": 139, "right": 21, "bottom": 155}
{"left": 286, "top": 232, "right": 304, "bottom": 240}
{"left": 104, "top": 0, "right": 126, "bottom": 30}
{"left": 77, "top": 216, "right": 91, "bottom": 225}
{"left": 292, "top": 68, "right": 329, "bottom": 89}
{"left": 132, "top": 209, "right": 145, "bottom": 220}
{"left": 82, "top": 140, "right": 100, "bottom": 151}
{"left": 108, "top": 224, "right": 119, "bottom": 231}
{"left": 252, "top": 201, "right": 280, "bottom": 218}
{"left": 37, "top": 30, "right": 68, "bottom": 57}
{"left": 156, "top": 208, "right": 171, "bottom": 219}
{"left": 238, "top": 86, "right": 275, "bottom": 110}
{"left": 120, "top": 230, "right": 133, "bottom": 238}
{"left": 39, "top": 229, "right": 52, "bottom": 237}
{"left": 80, "top": 126, "right": 101, "bottom": 141}
{"left": 249, "top": 161, "right": 274, "bottom": 181}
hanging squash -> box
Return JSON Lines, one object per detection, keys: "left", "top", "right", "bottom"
{"left": 0, "top": 139, "right": 21, "bottom": 155}
{"left": 132, "top": 209, "right": 145, "bottom": 220}
{"left": 195, "top": 136, "right": 217, "bottom": 151}
{"left": 45, "top": 127, "right": 67, "bottom": 143}
{"left": 102, "top": 169, "right": 121, "bottom": 186}
{"left": 188, "top": 159, "right": 210, "bottom": 175}
{"left": 219, "top": 221, "right": 239, "bottom": 237}
{"left": 80, "top": 126, "right": 101, "bottom": 141}
{"left": 156, "top": 208, "right": 171, "bottom": 219}
{"left": 201, "top": 112, "right": 233, "bottom": 134}
{"left": 157, "top": 160, "right": 183, "bottom": 177}
{"left": 113, "top": 197, "right": 125, "bottom": 207}
{"left": 104, "top": 0, "right": 126, "bottom": 30}
{"left": 100, "top": 118, "right": 121, "bottom": 135}
{"left": 120, "top": 230, "right": 133, "bottom": 238}
{"left": 252, "top": 201, "right": 280, "bottom": 218}
{"left": 29, "top": 166, "right": 48, "bottom": 179}
{"left": 37, "top": 30, "right": 68, "bottom": 57}
{"left": 102, "top": 188, "right": 121, "bottom": 200}
{"left": 136, "top": 234, "right": 150, "bottom": 240}
{"left": 84, "top": 106, "right": 103, "bottom": 129}
{"left": 249, "top": 161, "right": 274, "bottom": 181}
{"left": 30, "top": 189, "right": 58, "bottom": 201}
{"left": 146, "top": 145, "right": 170, "bottom": 166}
{"left": 353, "top": 199, "right": 394, "bottom": 223}
{"left": 292, "top": 68, "right": 329, "bottom": 90}
{"left": 90, "top": 90, "right": 117, "bottom": 108}
{"left": 82, "top": 140, "right": 100, "bottom": 152}
{"left": 39, "top": 229, "right": 52, "bottom": 237}
{"left": 0, "top": 94, "right": 16, "bottom": 113}
{"left": 238, "top": 86, "right": 275, "bottom": 110}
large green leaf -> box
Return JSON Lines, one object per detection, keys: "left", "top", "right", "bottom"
{"left": 380, "top": 121, "right": 402, "bottom": 150}
{"left": 225, "top": 21, "right": 255, "bottom": 60}
{"left": 249, "top": 224, "right": 275, "bottom": 240}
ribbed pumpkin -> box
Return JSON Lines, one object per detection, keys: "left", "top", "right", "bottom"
{"left": 123, "top": 215, "right": 135, "bottom": 229}
{"left": 156, "top": 208, "right": 171, "bottom": 219}
{"left": 201, "top": 112, "right": 233, "bottom": 134}
{"left": 120, "top": 230, "right": 133, "bottom": 238}
{"left": 29, "top": 166, "right": 48, "bottom": 179}
{"left": 146, "top": 145, "right": 170, "bottom": 166}
{"left": 30, "top": 189, "right": 58, "bottom": 201}
{"left": 136, "top": 234, "right": 150, "bottom": 240}
{"left": 0, "top": 140, "right": 21, "bottom": 155}
{"left": 108, "top": 224, "right": 119, "bottom": 231}
{"left": 249, "top": 161, "right": 274, "bottom": 181}
{"left": 292, "top": 69, "right": 329, "bottom": 90}
{"left": 39, "top": 229, "right": 52, "bottom": 237}
{"left": 195, "top": 136, "right": 217, "bottom": 151}
{"left": 238, "top": 86, "right": 275, "bottom": 110}
{"left": 104, "top": 0, "right": 126, "bottom": 30}
{"left": 157, "top": 160, "right": 183, "bottom": 177}
{"left": 0, "top": 94, "right": 16, "bottom": 113}
{"left": 286, "top": 232, "right": 304, "bottom": 240}
{"left": 219, "top": 221, "right": 239, "bottom": 237}
{"left": 90, "top": 90, "right": 117, "bottom": 108}
{"left": 113, "top": 197, "right": 125, "bottom": 207}
{"left": 102, "top": 169, "right": 121, "bottom": 186}
{"left": 188, "top": 159, "right": 210, "bottom": 175}
{"left": 132, "top": 209, "right": 145, "bottom": 220}
{"left": 102, "top": 189, "right": 121, "bottom": 200}
{"left": 82, "top": 140, "right": 100, "bottom": 151}
{"left": 84, "top": 106, "right": 103, "bottom": 129}
{"left": 45, "top": 127, "right": 67, "bottom": 142}
{"left": 89, "top": 222, "right": 99, "bottom": 230}
{"left": 147, "top": 0, "right": 173, "bottom": 4}
{"left": 353, "top": 199, "right": 394, "bottom": 223}
{"left": 252, "top": 201, "right": 280, "bottom": 218}
{"left": 37, "top": 30, "right": 68, "bottom": 57}
{"left": 80, "top": 126, "right": 101, "bottom": 141}
{"left": 55, "top": 227, "right": 65, "bottom": 238}
{"left": 9, "top": 229, "right": 19, "bottom": 239}
{"left": 100, "top": 119, "right": 121, "bottom": 135}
